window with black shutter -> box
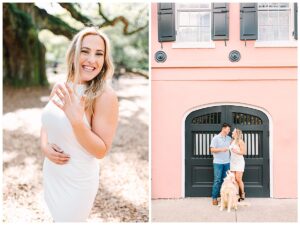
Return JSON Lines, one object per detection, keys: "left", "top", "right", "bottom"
{"left": 157, "top": 3, "right": 229, "bottom": 43}
{"left": 240, "top": 2, "right": 297, "bottom": 42}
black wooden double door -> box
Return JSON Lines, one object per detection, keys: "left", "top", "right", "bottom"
{"left": 185, "top": 105, "right": 270, "bottom": 197}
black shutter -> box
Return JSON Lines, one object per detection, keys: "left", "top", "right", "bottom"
{"left": 240, "top": 3, "right": 258, "bottom": 40}
{"left": 157, "top": 3, "right": 176, "bottom": 42}
{"left": 294, "top": 3, "right": 298, "bottom": 40}
{"left": 212, "top": 3, "right": 229, "bottom": 40}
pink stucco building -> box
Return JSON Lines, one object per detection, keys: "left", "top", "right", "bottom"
{"left": 151, "top": 2, "right": 298, "bottom": 199}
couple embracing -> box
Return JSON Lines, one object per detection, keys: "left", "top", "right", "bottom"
{"left": 210, "top": 123, "right": 246, "bottom": 206}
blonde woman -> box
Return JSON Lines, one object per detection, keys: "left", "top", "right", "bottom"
{"left": 229, "top": 128, "right": 246, "bottom": 200}
{"left": 40, "top": 27, "right": 119, "bottom": 222}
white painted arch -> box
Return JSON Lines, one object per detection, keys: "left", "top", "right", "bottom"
{"left": 181, "top": 102, "right": 274, "bottom": 198}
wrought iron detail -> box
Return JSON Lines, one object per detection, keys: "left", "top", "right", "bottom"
{"left": 192, "top": 112, "right": 221, "bottom": 124}
{"left": 233, "top": 112, "right": 263, "bottom": 125}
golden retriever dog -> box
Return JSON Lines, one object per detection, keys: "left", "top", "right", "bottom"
{"left": 219, "top": 171, "right": 239, "bottom": 212}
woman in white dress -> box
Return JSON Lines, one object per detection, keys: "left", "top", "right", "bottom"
{"left": 229, "top": 128, "right": 246, "bottom": 200}
{"left": 40, "top": 27, "right": 119, "bottom": 222}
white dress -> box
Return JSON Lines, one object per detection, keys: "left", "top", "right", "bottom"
{"left": 229, "top": 142, "right": 245, "bottom": 172}
{"left": 41, "top": 81, "right": 99, "bottom": 222}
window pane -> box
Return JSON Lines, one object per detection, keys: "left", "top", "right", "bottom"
{"left": 258, "top": 12, "right": 268, "bottom": 25}
{"left": 189, "top": 12, "right": 201, "bottom": 26}
{"left": 279, "top": 11, "right": 289, "bottom": 25}
{"left": 259, "top": 26, "right": 274, "bottom": 40}
{"left": 178, "top": 12, "right": 210, "bottom": 26}
{"left": 278, "top": 26, "right": 289, "bottom": 40}
{"left": 178, "top": 12, "right": 189, "bottom": 26}
{"left": 259, "top": 26, "right": 286, "bottom": 41}
{"left": 177, "top": 11, "right": 210, "bottom": 42}
{"left": 258, "top": 5, "right": 290, "bottom": 41}
{"left": 177, "top": 26, "right": 210, "bottom": 42}
{"left": 176, "top": 4, "right": 211, "bottom": 42}
{"left": 199, "top": 27, "right": 210, "bottom": 42}
{"left": 199, "top": 12, "right": 210, "bottom": 26}
{"left": 268, "top": 11, "right": 278, "bottom": 26}
{"left": 258, "top": 26, "right": 265, "bottom": 40}
{"left": 258, "top": 11, "right": 277, "bottom": 26}
{"left": 177, "top": 27, "right": 199, "bottom": 42}
{"left": 272, "top": 26, "right": 279, "bottom": 40}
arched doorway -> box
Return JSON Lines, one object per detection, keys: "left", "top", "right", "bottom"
{"left": 185, "top": 105, "right": 270, "bottom": 197}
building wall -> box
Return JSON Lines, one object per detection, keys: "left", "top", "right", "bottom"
{"left": 151, "top": 3, "right": 298, "bottom": 199}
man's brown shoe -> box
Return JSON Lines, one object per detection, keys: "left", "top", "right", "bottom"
{"left": 212, "top": 199, "right": 218, "bottom": 205}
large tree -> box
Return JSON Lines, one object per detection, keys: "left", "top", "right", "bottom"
{"left": 3, "top": 3, "right": 148, "bottom": 86}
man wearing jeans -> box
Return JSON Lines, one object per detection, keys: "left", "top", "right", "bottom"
{"left": 210, "top": 123, "right": 232, "bottom": 205}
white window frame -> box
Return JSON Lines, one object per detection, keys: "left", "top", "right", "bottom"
{"left": 255, "top": 2, "right": 297, "bottom": 48}
{"left": 172, "top": 3, "right": 215, "bottom": 49}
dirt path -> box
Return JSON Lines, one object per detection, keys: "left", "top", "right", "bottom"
{"left": 3, "top": 75, "right": 149, "bottom": 222}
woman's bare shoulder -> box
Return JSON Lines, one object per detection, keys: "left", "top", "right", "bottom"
{"left": 94, "top": 84, "right": 118, "bottom": 112}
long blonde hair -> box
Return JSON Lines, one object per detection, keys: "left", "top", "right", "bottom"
{"left": 234, "top": 128, "right": 243, "bottom": 144}
{"left": 66, "top": 27, "right": 114, "bottom": 114}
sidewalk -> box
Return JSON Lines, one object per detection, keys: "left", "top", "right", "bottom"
{"left": 152, "top": 198, "right": 297, "bottom": 222}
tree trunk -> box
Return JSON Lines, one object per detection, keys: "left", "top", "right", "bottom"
{"left": 3, "top": 3, "right": 77, "bottom": 86}
{"left": 3, "top": 4, "right": 47, "bottom": 86}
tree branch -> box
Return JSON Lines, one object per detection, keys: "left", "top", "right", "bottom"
{"left": 34, "top": 5, "right": 78, "bottom": 39}
{"left": 15, "top": 3, "right": 78, "bottom": 39}
{"left": 97, "top": 3, "right": 148, "bottom": 35}
{"left": 126, "top": 68, "right": 148, "bottom": 79}
{"left": 59, "top": 3, "right": 92, "bottom": 26}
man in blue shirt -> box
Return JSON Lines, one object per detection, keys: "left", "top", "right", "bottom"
{"left": 210, "top": 123, "right": 232, "bottom": 205}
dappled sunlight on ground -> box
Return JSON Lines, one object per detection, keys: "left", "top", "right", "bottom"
{"left": 3, "top": 75, "right": 149, "bottom": 222}
{"left": 3, "top": 108, "right": 43, "bottom": 136}
{"left": 114, "top": 76, "right": 149, "bottom": 126}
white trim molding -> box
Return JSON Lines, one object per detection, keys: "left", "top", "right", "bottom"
{"left": 181, "top": 102, "right": 274, "bottom": 198}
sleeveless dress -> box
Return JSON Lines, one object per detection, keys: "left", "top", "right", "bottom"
{"left": 41, "top": 81, "right": 99, "bottom": 222}
{"left": 229, "top": 142, "right": 245, "bottom": 172}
